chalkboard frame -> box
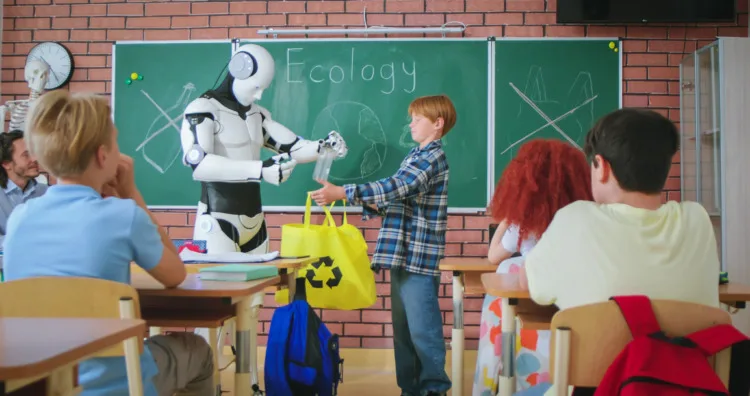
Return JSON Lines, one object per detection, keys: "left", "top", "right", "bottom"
{"left": 109, "top": 37, "right": 622, "bottom": 215}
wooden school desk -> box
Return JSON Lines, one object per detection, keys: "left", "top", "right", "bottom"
{"left": 482, "top": 272, "right": 750, "bottom": 396}
{"left": 130, "top": 256, "right": 313, "bottom": 334}
{"left": 0, "top": 317, "right": 146, "bottom": 395}
{"left": 131, "top": 257, "right": 315, "bottom": 301}
{"left": 179, "top": 257, "right": 316, "bottom": 299}
{"left": 439, "top": 257, "right": 497, "bottom": 394}
{"left": 132, "top": 272, "right": 280, "bottom": 396}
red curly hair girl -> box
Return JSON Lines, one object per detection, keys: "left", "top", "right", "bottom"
{"left": 489, "top": 139, "right": 593, "bottom": 251}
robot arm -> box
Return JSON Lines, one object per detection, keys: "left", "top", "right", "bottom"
{"left": 258, "top": 106, "right": 348, "bottom": 163}
{"left": 180, "top": 98, "right": 295, "bottom": 185}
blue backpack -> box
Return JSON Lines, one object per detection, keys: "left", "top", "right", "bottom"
{"left": 264, "top": 283, "right": 344, "bottom": 395}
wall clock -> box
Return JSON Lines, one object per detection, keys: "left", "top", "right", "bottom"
{"left": 26, "top": 42, "right": 75, "bottom": 90}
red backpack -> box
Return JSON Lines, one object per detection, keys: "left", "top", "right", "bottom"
{"left": 594, "top": 295, "right": 747, "bottom": 396}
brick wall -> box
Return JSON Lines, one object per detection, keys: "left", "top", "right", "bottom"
{"left": 2, "top": 0, "right": 748, "bottom": 349}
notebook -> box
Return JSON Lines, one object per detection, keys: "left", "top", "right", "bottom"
{"left": 198, "top": 264, "right": 278, "bottom": 282}
{"left": 180, "top": 250, "right": 279, "bottom": 264}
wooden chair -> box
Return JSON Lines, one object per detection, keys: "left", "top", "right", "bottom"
{"left": 0, "top": 277, "right": 146, "bottom": 396}
{"left": 548, "top": 299, "right": 733, "bottom": 395}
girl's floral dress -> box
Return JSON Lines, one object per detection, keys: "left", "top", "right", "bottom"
{"left": 472, "top": 256, "right": 551, "bottom": 396}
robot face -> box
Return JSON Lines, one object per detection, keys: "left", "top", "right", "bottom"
{"left": 230, "top": 44, "right": 275, "bottom": 107}
{"left": 25, "top": 59, "right": 50, "bottom": 92}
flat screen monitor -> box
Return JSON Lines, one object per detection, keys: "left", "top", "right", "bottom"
{"left": 556, "top": 0, "right": 737, "bottom": 23}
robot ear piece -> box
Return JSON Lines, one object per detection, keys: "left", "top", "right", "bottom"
{"left": 228, "top": 51, "right": 258, "bottom": 80}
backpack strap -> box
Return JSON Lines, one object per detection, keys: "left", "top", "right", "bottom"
{"left": 610, "top": 295, "right": 661, "bottom": 338}
{"left": 685, "top": 323, "right": 748, "bottom": 356}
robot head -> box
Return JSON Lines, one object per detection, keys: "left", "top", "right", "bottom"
{"left": 25, "top": 59, "right": 50, "bottom": 92}
{"left": 228, "top": 44, "right": 275, "bottom": 107}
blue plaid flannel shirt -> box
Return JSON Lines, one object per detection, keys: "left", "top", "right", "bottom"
{"left": 343, "top": 140, "right": 449, "bottom": 277}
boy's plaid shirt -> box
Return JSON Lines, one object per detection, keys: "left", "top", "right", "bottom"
{"left": 344, "top": 140, "right": 449, "bottom": 277}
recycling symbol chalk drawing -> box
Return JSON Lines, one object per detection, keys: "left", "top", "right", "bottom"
{"left": 305, "top": 256, "right": 342, "bottom": 289}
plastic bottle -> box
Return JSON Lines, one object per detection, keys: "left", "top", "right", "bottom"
{"left": 313, "top": 145, "right": 336, "bottom": 182}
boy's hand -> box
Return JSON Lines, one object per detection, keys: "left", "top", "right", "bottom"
{"left": 311, "top": 179, "right": 345, "bottom": 206}
{"left": 101, "top": 181, "right": 120, "bottom": 199}
{"left": 106, "top": 154, "right": 138, "bottom": 199}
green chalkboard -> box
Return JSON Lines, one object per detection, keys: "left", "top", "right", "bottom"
{"left": 493, "top": 39, "right": 621, "bottom": 183}
{"left": 111, "top": 38, "right": 624, "bottom": 212}
{"left": 241, "top": 38, "right": 491, "bottom": 210}
{"left": 112, "top": 38, "right": 490, "bottom": 211}
{"left": 112, "top": 40, "right": 232, "bottom": 207}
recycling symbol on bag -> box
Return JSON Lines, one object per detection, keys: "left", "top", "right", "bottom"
{"left": 305, "top": 256, "right": 342, "bottom": 289}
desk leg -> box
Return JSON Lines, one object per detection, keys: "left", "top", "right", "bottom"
{"left": 248, "top": 292, "right": 264, "bottom": 394}
{"left": 287, "top": 269, "right": 299, "bottom": 304}
{"left": 235, "top": 296, "right": 252, "bottom": 396}
{"left": 451, "top": 271, "right": 464, "bottom": 395}
{"left": 497, "top": 297, "right": 517, "bottom": 396}
{"left": 49, "top": 366, "right": 80, "bottom": 396}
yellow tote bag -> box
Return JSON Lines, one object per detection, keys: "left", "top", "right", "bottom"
{"left": 274, "top": 193, "right": 377, "bottom": 310}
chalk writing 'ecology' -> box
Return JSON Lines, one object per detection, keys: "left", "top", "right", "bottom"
{"left": 286, "top": 48, "right": 416, "bottom": 94}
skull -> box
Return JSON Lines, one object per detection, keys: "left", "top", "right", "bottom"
{"left": 25, "top": 59, "right": 50, "bottom": 92}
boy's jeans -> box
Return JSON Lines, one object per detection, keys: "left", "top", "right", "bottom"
{"left": 390, "top": 267, "right": 452, "bottom": 395}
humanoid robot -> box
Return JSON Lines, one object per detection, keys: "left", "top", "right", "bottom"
{"left": 180, "top": 44, "right": 347, "bottom": 394}
{"left": 0, "top": 59, "right": 50, "bottom": 133}
{"left": 180, "top": 43, "right": 347, "bottom": 256}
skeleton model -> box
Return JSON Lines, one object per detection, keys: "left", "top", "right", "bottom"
{"left": 0, "top": 59, "right": 50, "bottom": 134}
{"left": 179, "top": 43, "right": 347, "bottom": 395}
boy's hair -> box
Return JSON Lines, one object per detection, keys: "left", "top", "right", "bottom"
{"left": 0, "top": 130, "right": 25, "bottom": 189}
{"left": 490, "top": 139, "right": 593, "bottom": 249}
{"left": 583, "top": 108, "right": 679, "bottom": 194}
{"left": 408, "top": 94, "right": 457, "bottom": 137}
{"left": 25, "top": 90, "right": 114, "bottom": 178}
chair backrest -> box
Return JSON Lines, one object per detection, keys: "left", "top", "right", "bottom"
{"left": 549, "top": 299, "right": 732, "bottom": 388}
{"left": 0, "top": 276, "right": 143, "bottom": 357}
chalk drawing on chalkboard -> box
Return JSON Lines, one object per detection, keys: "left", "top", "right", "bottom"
{"left": 501, "top": 68, "right": 598, "bottom": 155}
{"left": 135, "top": 83, "right": 197, "bottom": 174}
{"left": 310, "top": 101, "right": 387, "bottom": 181}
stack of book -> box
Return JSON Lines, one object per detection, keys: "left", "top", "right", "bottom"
{"left": 198, "top": 264, "right": 278, "bottom": 282}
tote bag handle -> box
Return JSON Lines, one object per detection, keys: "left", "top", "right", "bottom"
{"left": 305, "top": 192, "right": 347, "bottom": 228}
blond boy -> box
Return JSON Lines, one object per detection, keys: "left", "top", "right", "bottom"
{"left": 3, "top": 90, "right": 214, "bottom": 396}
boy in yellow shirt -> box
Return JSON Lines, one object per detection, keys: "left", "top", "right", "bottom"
{"left": 520, "top": 108, "right": 748, "bottom": 395}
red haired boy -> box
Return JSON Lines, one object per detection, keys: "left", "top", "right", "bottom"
{"left": 312, "top": 94, "right": 456, "bottom": 396}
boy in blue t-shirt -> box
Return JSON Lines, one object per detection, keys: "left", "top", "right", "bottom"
{"left": 3, "top": 90, "right": 214, "bottom": 395}
{"left": 311, "top": 94, "right": 456, "bottom": 396}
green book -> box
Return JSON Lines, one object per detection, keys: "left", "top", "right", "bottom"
{"left": 198, "top": 264, "right": 277, "bottom": 282}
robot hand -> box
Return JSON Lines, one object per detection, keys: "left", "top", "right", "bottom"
{"left": 321, "top": 131, "right": 348, "bottom": 159}
{"left": 261, "top": 153, "right": 297, "bottom": 186}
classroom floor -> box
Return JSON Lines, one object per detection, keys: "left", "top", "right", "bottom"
{"left": 217, "top": 347, "right": 478, "bottom": 395}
